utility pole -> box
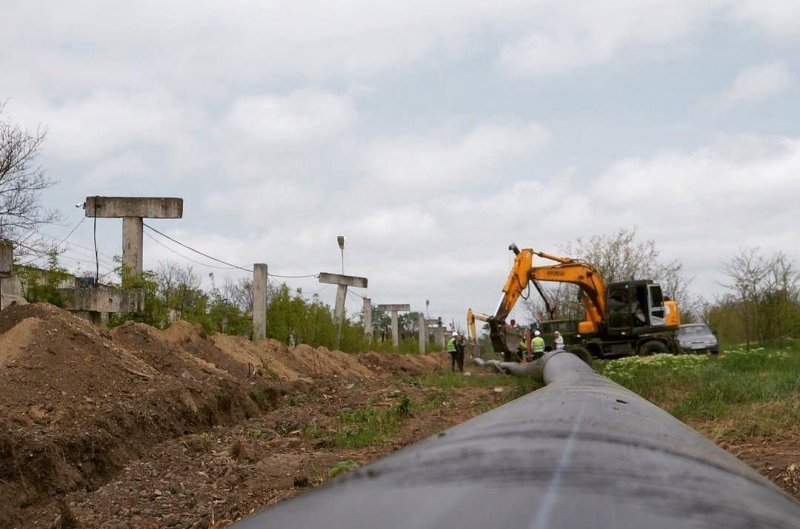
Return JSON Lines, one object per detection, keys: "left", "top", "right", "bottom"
{"left": 377, "top": 304, "right": 410, "bottom": 347}
{"left": 318, "top": 272, "right": 368, "bottom": 349}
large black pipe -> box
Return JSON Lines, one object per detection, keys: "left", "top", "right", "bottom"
{"left": 233, "top": 351, "right": 800, "bottom": 528}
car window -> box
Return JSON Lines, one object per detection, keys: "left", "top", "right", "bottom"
{"left": 679, "top": 325, "right": 711, "bottom": 336}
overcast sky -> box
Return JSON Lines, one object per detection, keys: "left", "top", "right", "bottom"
{"left": 2, "top": 1, "right": 799, "bottom": 329}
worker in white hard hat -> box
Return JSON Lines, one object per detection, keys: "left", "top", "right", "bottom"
{"left": 447, "top": 332, "right": 463, "bottom": 372}
{"left": 531, "top": 330, "right": 545, "bottom": 360}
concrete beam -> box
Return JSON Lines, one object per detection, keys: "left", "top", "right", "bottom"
{"left": 84, "top": 196, "right": 184, "bottom": 219}
{"left": 318, "top": 272, "right": 368, "bottom": 288}
{"left": 58, "top": 285, "right": 144, "bottom": 313}
{"left": 377, "top": 304, "right": 410, "bottom": 312}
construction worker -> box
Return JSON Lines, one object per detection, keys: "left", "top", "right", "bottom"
{"left": 447, "top": 332, "right": 460, "bottom": 372}
{"left": 531, "top": 330, "right": 545, "bottom": 359}
{"left": 553, "top": 330, "right": 565, "bottom": 349}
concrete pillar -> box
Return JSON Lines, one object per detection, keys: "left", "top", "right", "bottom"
{"left": 0, "top": 239, "right": 12, "bottom": 277}
{"left": 363, "top": 297, "right": 372, "bottom": 340}
{"left": 390, "top": 310, "right": 399, "bottom": 347}
{"left": 253, "top": 263, "right": 268, "bottom": 341}
{"left": 122, "top": 217, "right": 144, "bottom": 279}
{"left": 334, "top": 284, "right": 347, "bottom": 348}
{"left": 318, "top": 272, "right": 368, "bottom": 349}
{"left": 418, "top": 313, "right": 426, "bottom": 354}
{"left": 86, "top": 197, "right": 183, "bottom": 282}
{"left": 377, "top": 304, "right": 411, "bottom": 348}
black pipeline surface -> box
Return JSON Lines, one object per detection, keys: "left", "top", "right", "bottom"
{"left": 233, "top": 351, "right": 800, "bottom": 529}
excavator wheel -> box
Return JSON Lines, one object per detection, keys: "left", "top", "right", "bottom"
{"left": 566, "top": 345, "right": 593, "bottom": 366}
{"left": 639, "top": 340, "right": 669, "bottom": 356}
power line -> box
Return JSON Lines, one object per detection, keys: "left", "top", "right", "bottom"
{"left": 269, "top": 272, "right": 319, "bottom": 279}
{"left": 53, "top": 217, "right": 86, "bottom": 249}
{"left": 143, "top": 222, "right": 252, "bottom": 272}
{"left": 143, "top": 231, "right": 246, "bottom": 271}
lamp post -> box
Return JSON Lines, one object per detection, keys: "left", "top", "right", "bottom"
{"left": 336, "top": 235, "right": 346, "bottom": 347}
{"left": 337, "top": 235, "right": 345, "bottom": 274}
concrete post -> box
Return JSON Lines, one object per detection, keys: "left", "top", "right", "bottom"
{"left": 122, "top": 217, "right": 144, "bottom": 279}
{"left": 253, "top": 263, "right": 268, "bottom": 341}
{"left": 363, "top": 297, "right": 372, "bottom": 340}
{"left": 334, "top": 284, "right": 347, "bottom": 348}
{"left": 0, "top": 240, "right": 12, "bottom": 310}
{"left": 418, "top": 313, "right": 426, "bottom": 354}
{"left": 390, "top": 310, "right": 399, "bottom": 347}
{"left": 0, "top": 239, "right": 12, "bottom": 277}
{"left": 85, "top": 196, "right": 183, "bottom": 282}
{"left": 377, "top": 304, "right": 411, "bottom": 348}
{"left": 318, "top": 272, "right": 368, "bottom": 349}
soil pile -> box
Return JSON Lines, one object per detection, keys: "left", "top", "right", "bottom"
{"left": 0, "top": 303, "right": 450, "bottom": 528}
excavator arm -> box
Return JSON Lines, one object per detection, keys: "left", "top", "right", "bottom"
{"left": 489, "top": 243, "right": 608, "bottom": 357}
{"left": 466, "top": 308, "right": 492, "bottom": 345}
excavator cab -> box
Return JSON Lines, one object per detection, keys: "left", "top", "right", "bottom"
{"left": 606, "top": 280, "right": 676, "bottom": 334}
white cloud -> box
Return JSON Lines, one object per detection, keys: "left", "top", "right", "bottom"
{"left": 718, "top": 62, "right": 791, "bottom": 106}
{"left": 361, "top": 122, "right": 550, "bottom": 193}
{"left": 498, "top": 0, "right": 723, "bottom": 76}
{"left": 730, "top": 0, "right": 800, "bottom": 41}
{"left": 225, "top": 90, "right": 357, "bottom": 149}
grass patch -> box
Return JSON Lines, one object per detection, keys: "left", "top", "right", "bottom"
{"left": 333, "top": 395, "right": 413, "bottom": 448}
{"left": 595, "top": 340, "right": 800, "bottom": 440}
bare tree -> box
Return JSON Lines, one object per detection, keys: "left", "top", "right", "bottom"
{"left": 522, "top": 227, "right": 697, "bottom": 323}
{"left": 222, "top": 276, "right": 254, "bottom": 313}
{"left": 0, "top": 104, "right": 58, "bottom": 254}
{"left": 721, "top": 247, "right": 767, "bottom": 348}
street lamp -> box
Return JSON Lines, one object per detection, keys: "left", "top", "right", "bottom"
{"left": 337, "top": 235, "right": 346, "bottom": 274}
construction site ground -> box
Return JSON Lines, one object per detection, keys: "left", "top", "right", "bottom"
{"left": 0, "top": 303, "right": 798, "bottom": 529}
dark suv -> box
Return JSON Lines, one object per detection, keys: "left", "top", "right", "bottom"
{"left": 677, "top": 323, "right": 719, "bottom": 354}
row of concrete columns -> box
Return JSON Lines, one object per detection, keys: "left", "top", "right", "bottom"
{"left": 77, "top": 197, "right": 445, "bottom": 352}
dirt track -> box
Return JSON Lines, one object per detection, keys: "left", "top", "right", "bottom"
{"left": 0, "top": 304, "right": 797, "bottom": 528}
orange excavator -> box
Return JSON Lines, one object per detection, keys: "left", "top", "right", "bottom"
{"left": 488, "top": 244, "right": 681, "bottom": 361}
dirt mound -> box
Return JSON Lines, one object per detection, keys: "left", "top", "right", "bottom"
{"left": 211, "top": 335, "right": 309, "bottom": 382}
{"left": 359, "top": 351, "right": 447, "bottom": 376}
{"left": 0, "top": 303, "right": 449, "bottom": 527}
{"left": 0, "top": 315, "right": 39, "bottom": 367}
{"left": 0, "top": 305, "right": 283, "bottom": 528}
{"left": 290, "top": 344, "right": 375, "bottom": 379}
{"left": 161, "top": 320, "right": 251, "bottom": 378}
{"left": 111, "top": 321, "right": 222, "bottom": 380}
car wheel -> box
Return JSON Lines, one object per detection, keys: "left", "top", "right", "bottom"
{"left": 639, "top": 340, "right": 669, "bottom": 356}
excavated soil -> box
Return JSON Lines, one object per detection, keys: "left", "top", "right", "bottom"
{"left": 0, "top": 303, "right": 797, "bottom": 528}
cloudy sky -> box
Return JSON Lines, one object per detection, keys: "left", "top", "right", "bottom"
{"left": 2, "top": 0, "right": 799, "bottom": 328}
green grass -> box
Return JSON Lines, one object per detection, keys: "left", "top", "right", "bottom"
{"left": 333, "top": 395, "right": 412, "bottom": 448}
{"left": 595, "top": 340, "right": 800, "bottom": 441}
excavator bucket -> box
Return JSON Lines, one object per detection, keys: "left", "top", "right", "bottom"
{"left": 488, "top": 319, "right": 526, "bottom": 362}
